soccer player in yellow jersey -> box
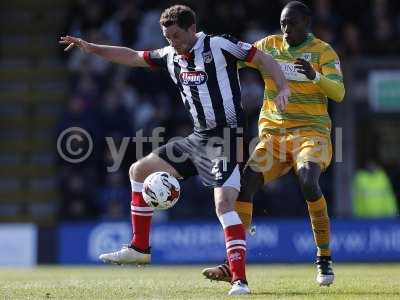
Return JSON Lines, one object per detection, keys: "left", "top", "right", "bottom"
{"left": 203, "top": 1, "right": 345, "bottom": 286}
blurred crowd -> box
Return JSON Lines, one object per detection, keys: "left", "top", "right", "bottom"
{"left": 57, "top": 0, "right": 400, "bottom": 220}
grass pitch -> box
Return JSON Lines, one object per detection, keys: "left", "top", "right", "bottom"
{"left": 0, "top": 264, "right": 399, "bottom": 299}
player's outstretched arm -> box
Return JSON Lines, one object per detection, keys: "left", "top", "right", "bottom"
{"left": 59, "top": 35, "right": 148, "bottom": 68}
{"left": 252, "top": 50, "right": 291, "bottom": 112}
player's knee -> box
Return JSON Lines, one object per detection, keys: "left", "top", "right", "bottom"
{"left": 239, "top": 168, "right": 264, "bottom": 200}
{"left": 129, "top": 161, "right": 141, "bottom": 181}
{"left": 215, "top": 194, "right": 235, "bottom": 216}
{"left": 298, "top": 171, "right": 320, "bottom": 200}
{"left": 129, "top": 156, "right": 154, "bottom": 182}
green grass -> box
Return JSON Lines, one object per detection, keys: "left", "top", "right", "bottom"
{"left": 0, "top": 264, "right": 399, "bottom": 299}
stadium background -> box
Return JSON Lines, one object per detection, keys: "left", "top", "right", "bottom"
{"left": 0, "top": 0, "right": 399, "bottom": 266}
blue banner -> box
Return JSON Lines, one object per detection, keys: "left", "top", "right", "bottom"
{"left": 58, "top": 219, "right": 400, "bottom": 264}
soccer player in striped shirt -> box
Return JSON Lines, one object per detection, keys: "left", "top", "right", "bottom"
{"left": 203, "top": 1, "right": 345, "bottom": 286}
{"left": 60, "top": 4, "right": 290, "bottom": 295}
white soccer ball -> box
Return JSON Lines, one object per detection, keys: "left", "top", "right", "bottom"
{"left": 142, "top": 172, "right": 180, "bottom": 210}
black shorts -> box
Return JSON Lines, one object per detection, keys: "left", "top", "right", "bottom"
{"left": 154, "top": 127, "right": 246, "bottom": 190}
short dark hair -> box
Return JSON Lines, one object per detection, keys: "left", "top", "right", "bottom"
{"left": 284, "top": 1, "right": 312, "bottom": 18}
{"left": 159, "top": 5, "right": 196, "bottom": 30}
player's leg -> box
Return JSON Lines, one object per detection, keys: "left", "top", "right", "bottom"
{"left": 214, "top": 183, "right": 250, "bottom": 295}
{"left": 235, "top": 167, "right": 264, "bottom": 231}
{"left": 202, "top": 168, "right": 263, "bottom": 284}
{"left": 99, "top": 153, "right": 182, "bottom": 264}
{"left": 202, "top": 136, "right": 291, "bottom": 283}
{"left": 128, "top": 153, "right": 182, "bottom": 253}
{"left": 190, "top": 128, "right": 250, "bottom": 294}
{"left": 298, "top": 162, "right": 334, "bottom": 286}
{"left": 234, "top": 130, "right": 260, "bottom": 233}
{"left": 294, "top": 135, "right": 334, "bottom": 286}
{"left": 100, "top": 139, "right": 196, "bottom": 265}
{"left": 235, "top": 134, "right": 291, "bottom": 232}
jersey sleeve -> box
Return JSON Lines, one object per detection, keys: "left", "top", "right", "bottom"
{"left": 217, "top": 34, "right": 257, "bottom": 63}
{"left": 320, "top": 45, "right": 343, "bottom": 83}
{"left": 142, "top": 46, "right": 169, "bottom": 69}
{"left": 317, "top": 44, "right": 345, "bottom": 102}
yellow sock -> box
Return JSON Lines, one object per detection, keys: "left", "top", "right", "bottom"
{"left": 307, "top": 196, "right": 331, "bottom": 257}
{"left": 235, "top": 200, "right": 253, "bottom": 231}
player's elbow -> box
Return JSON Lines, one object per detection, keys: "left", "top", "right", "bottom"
{"left": 330, "top": 85, "right": 345, "bottom": 102}
{"left": 335, "top": 86, "right": 345, "bottom": 102}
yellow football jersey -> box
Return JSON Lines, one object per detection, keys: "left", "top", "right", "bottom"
{"left": 252, "top": 33, "right": 343, "bottom": 137}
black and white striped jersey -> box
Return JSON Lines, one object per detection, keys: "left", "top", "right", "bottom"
{"left": 143, "top": 31, "right": 257, "bottom": 132}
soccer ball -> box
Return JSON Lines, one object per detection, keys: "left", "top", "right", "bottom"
{"left": 142, "top": 172, "right": 180, "bottom": 210}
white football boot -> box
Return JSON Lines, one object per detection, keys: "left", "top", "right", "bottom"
{"left": 99, "top": 245, "right": 150, "bottom": 265}
{"left": 316, "top": 256, "right": 335, "bottom": 286}
{"left": 228, "top": 280, "right": 251, "bottom": 295}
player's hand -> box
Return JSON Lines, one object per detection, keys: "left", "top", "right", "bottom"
{"left": 59, "top": 35, "right": 92, "bottom": 53}
{"left": 294, "top": 58, "right": 316, "bottom": 80}
{"left": 275, "top": 87, "right": 291, "bottom": 112}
